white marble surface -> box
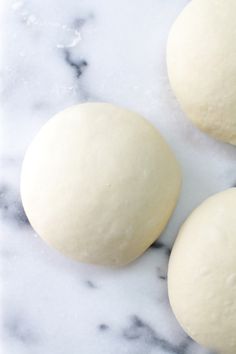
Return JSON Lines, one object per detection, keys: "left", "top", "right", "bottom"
{"left": 1, "top": 1, "right": 236, "bottom": 353}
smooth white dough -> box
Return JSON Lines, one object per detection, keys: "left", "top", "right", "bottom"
{"left": 168, "top": 188, "right": 236, "bottom": 354}
{"left": 21, "top": 103, "right": 181, "bottom": 266}
{"left": 167, "top": 0, "right": 236, "bottom": 145}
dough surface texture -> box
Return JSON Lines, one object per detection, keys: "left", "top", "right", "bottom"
{"left": 168, "top": 188, "right": 236, "bottom": 354}
{"left": 167, "top": 0, "right": 236, "bottom": 145}
{"left": 21, "top": 103, "right": 181, "bottom": 266}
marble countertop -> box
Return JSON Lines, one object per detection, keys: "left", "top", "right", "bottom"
{"left": 1, "top": 1, "right": 236, "bottom": 353}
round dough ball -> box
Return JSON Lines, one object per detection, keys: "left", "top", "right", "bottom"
{"left": 21, "top": 103, "right": 181, "bottom": 266}
{"left": 167, "top": 0, "right": 236, "bottom": 145}
{"left": 168, "top": 188, "right": 236, "bottom": 354}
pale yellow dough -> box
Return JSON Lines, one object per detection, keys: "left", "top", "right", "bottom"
{"left": 168, "top": 188, "right": 236, "bottom": 354}
{"left": 21, "top": 103, "right": 181, "bottom": 266}
{"left": 167, "top": 0, "right": 236, "bottom": 145}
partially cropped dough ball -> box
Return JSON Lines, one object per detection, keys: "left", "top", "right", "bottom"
{"left": 21, "top": 103, "right": 181, "bottom": 266}
{"left": 167, "top": 0, "right": 236, "bottom": 145}
{"left": 168, "top": 188, "right": 236, "bottom": 354}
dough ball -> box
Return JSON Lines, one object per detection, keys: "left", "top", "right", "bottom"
{"left": 21, "top": 103, "right": 181, "bottom": 266}
{"left": 167, "top": 0, "right": 236, "bottom": 145}
{"left": 168, "top": 188, "right": 236, "bottom": 354}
